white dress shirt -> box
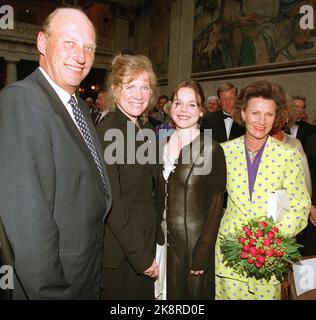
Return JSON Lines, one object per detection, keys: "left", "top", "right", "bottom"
{"left": 95, "top": 110, "right": 110, "bottom": 125}
{"left": 39, "top": 67, "right": 83, "bottom": 135}
{"left": 223, "top": 112, "right": 233, "bottom": 139}
{"left": 290, "top": 124, "right": 299, "bottom": 138}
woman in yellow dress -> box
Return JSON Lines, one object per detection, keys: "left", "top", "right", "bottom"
{"left": 215, "top": 80, "right": 311, "bottom": 300}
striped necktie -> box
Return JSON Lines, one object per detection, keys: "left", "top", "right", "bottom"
{"left": 69, "top": 96, "right": 106, "bottom": 189}
{"left": 95, "top": 112, "right": 102, "bottom": 125}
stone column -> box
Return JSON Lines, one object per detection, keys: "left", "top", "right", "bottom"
{"left": 111, "top": 3, "right": 130, "bottom": 52}
{"left": 5, "top": 58, "right": 19, "bottom": 85}
{"left": 167, "top": 0, "right": 194, "bottom": 93}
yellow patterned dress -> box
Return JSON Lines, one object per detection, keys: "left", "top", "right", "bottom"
{"left": 215, "top": 136, "right": 311, "bottom": 300}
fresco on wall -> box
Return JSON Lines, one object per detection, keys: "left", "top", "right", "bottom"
{"left": 192, "top": 0, "right": 316, "bottom": 73}
{"left": 148, "top": 0, "right": 171, "bottom": 79}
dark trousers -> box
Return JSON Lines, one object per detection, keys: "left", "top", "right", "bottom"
{"left": 297, "top": 220, "right": 316, "bottom": 256}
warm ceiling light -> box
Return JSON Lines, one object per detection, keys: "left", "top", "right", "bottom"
{"left": 91, "top": 85, "right": 96, "bottom": 90}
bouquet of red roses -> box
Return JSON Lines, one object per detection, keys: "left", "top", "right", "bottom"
{"left": 219, "top": 217, "right": 302, "bottom": 281}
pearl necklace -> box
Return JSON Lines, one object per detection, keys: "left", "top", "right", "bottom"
{"left": 248, "top": 149, "right": 259, "bottom": 160}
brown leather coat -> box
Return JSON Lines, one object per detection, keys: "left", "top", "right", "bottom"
{"left": 156, "top": 134, "right": 226, "bottom": 299}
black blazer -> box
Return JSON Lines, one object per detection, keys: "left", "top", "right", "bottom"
{"left": 0, "top": 68, "right": 111, "bottom": 299}
{"left": 200, "top": 110, "right": 245, "bottom": 143}
{"left": 96, "top": 109, "right": 159, "bottom": 273}
{"left": 296, "top": 120, "right": 316, "bottom": 149}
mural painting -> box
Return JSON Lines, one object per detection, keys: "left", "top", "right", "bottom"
{"left": 192, "top": 0, "right": 316, "bottom": 73}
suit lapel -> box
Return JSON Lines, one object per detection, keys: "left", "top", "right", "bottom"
{"left": 296, "top": 123, "right": 304, "bottom": 142}
{"left": 217, "top": 112, "right": 228, "bottom": 141}
{"left": 32, "top": 69, "right": 106, "bottom": 192}
{"left": 230, "top": 122, "right": 243, "bottom": 140}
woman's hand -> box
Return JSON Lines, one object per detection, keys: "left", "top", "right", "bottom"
{"left": 309, "top": 205, "right": 316, "bottom": 227}
{"left": 144, "top": 259, "right": 159, "bottom": 279}
{"left": 189, "top": 270, "right": 205, "bottom": 276}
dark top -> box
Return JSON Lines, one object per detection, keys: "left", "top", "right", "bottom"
{"left": 96, "top": 108, "right": 159, "bottom": 297}
{"left": 296, "top": 120, "right": 316, "bottom": 149}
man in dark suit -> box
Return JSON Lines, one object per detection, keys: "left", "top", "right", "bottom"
{"left": 297, "top": 133, "right": 316, "bottom": 256}
{"left": 94, "top": 89, "right": 110, "bottom": 126}
{"left": 148, "top": 94, "right": 169, "bottom": 128}
{"left": 201, "top": 82, "right": 245, "bottom": 143}
{"left": 290, "top": 95, "right": 316, "bottom": 148}
{"left": 0, "top": 8, "right": 111, "bottom": 299}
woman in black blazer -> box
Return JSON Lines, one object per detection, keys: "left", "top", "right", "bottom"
{"left": 97, "top": 53, "right": 159, "bottom": 299}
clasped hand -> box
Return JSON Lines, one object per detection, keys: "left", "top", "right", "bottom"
{"left": 190, "top": 270, "right": 205, "bottom": 276}
{"left": 143, "top": 259, "right": 159, "bottom": 279}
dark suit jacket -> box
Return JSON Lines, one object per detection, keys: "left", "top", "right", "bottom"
{"left": 96, "top": 109, "right": 158, "bottom": 288}
{"left": 200, "top": 110, "right": 245, "bottom": 143}
{"left": 297, "top": 133, "right": 316, "bottom": 256}
{"left": 95, "top": 111, "right": 111, "bottom": 126}
{"left": 91, "top": 108, "right": 100, "bottom": 124}
{"left": 296, "top": 120, "right": 316, "bottom": 149}
{"left": 0, "top": 68, "right": 111, "bottom": 299}
{"left": 305, "top": 134, "right": 316, "bottom": 205}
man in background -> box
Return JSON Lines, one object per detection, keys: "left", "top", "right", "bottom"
{"left": 201, "top": 82, "right": 245, "bottom": 143}
{"left": 94, "top": 89, "right": 110, "bottom": 126}
{"left": 289, "top": 95, "right": 316, "bottom": 148}
{"left": 206, "top": 95, "right": 220, "bottom": 113}
{"left": 149, "top": 94, "right": 169, "bottom": 127}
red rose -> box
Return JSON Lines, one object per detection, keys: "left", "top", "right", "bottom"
{"left": 243, "top": 226, "right": 250, "bottom": 232}
{"left": 242, "top": 244, "right": 250, "bottom": 251}
{"left": 246, "top": 230, "right": 252, "bottom": 237}
{"left": 259, "top": 221, "right": 268, "bottom": 228}
{"left": 247, "top": 258, "right": 254, "bottom": 264}
{"left": 241, "top": 251, "right": 248, "bottom": 259}
{"left": 249, "top": 238, "right": 256, "bottom": 245}
{"left": 267, "top": 231, "right": 275, "bottom": 239}
{"left": 255, "top": 229, "right": 264, "bottom": 238}
{"left": 271, "top": 226, "right": 279, "bottom": 233}
{"left": 275, "top": 251, "right": 284, "bottom": 257}
{"left": 275, "top": 238, "right": 282, "bottom": 244}
{"left": 239, "top": 237, "right": 246, "bottom": 244}
{"left": 249, "top": 247, "right": 258, "bottom": 257}
{"left": 256, "top": 255, "right": 265, "bottom": 264}
{"left": 263, "top": 238, "right": 271, "bottom": 246}
{"left": 255, "top": 262, "right": 263, "bottom": 268}
{"left": 258, "top": 247, "right": 265, "bottom": 255}
{"left": 265, "top": 248, "right": 275, "bottom": 257}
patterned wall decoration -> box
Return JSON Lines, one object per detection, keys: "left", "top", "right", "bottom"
{"left": 192, "top": 0, "right": 316, "bottom": 74}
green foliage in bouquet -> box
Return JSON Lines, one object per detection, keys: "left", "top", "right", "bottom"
{"left": 219, "top": 217, "right": 303, "bottom": 282}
